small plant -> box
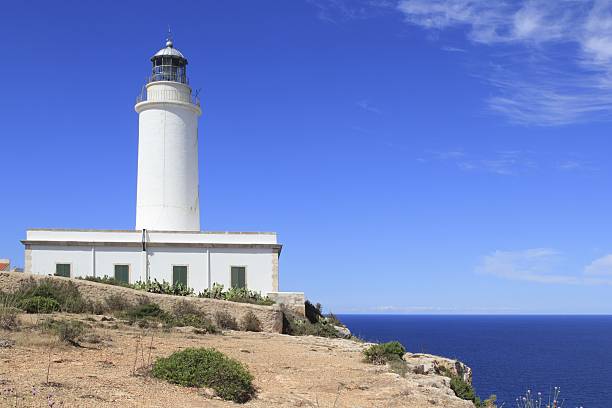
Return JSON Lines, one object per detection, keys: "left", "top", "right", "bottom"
{"left": 80, "top": 275, "right": 132, "bottom": 288}
{"left": 241, "top": 311, "right": 262, "bottom": 332}
{"left": 104, "top": 293, "right": 133, "bottom": 312}
{"left": 56, "top": 320, "right": 86, "bottom": 345}
{"left": 12, "top": 278, "right": 91, "bottom": 313}
{"left": 0, "top": 293, "right": 20, "bottom": 330}
{"left": 151, "top": 347, "right": 255, "bottom": 402}
{"left": 198, "top": 283, "right": 275, "bottom": 306}
{"left": 363, "top": 341, "right": 406, "bottom": 365}
{"left": 39, "top": 318, "right": 87, "bottom": 346}
{"left": 517, "top": 388, "right": 565, "bottom": 408}
{"left": 19, "top": 296, "right": 60, "bottom": 313}
{"left": 450, "top": 376, "right": 477, "bottom": 402}
{"left": 215, "top": 311, "right": 239, "bottom": 330}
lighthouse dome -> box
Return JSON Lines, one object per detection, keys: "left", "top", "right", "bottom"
{"left": 151, "top": 39, "right": 186, "bottom": 60}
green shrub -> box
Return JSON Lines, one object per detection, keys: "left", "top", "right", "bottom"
{"left": 19, "top": 296, "right": 60, "bottom": 313}
{"left": 80, "top": 275, "right": 132, "bottom": 288}
{"left": 450, "top": 376, "right": 477, "bottom": 402}
{"left": 125, "top": 302, "right": 164, "bottom": 319}
{"left": 104, "top": 293, "right": 133, "bottom": 312}
{"left": 39, "top": 318, "right": 87, "bottom": 346}
{"left": 13, "top": 278, "right": 90, "bottom": 313}
{"left": 198, "top": 283, "right": 274, "bottom": 306}
{"left": 55, "top": 320, "right": 86, "bottom": 346}
{"left": 0, "top": 293, "right": 21, "bottom": 330}
{"left": 282, "top": 313, "right": 343, "bottom": 338}
{"left": 240, "top": 311, "right": 261, "bottom": 332}
{"left": 151, "top": 348, "right": 255, "bottom": 403}
{"left": 363, "top": 341, "right": 406, "bottom": 365}
{"left": 215, "top": 311, "right": 239, "bottom": 330}
{"left": 304, "top": 300, "right": 323, "bottom": 323}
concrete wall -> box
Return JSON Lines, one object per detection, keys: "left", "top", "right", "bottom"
{"left": 0, "top": 272, "right": 283, "bottom": 333}
{"left": 135, "top": 81, "right": 202, "bottom": 232}
{"left": 26, "top": 243, "right": 278, "bottom": 295}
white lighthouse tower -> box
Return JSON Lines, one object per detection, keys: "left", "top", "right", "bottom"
{"left": 135, "top": 36, "right": 202, "bottom": 231}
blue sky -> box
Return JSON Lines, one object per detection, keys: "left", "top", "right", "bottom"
{"left": 2, "top": 0, "right": 612, "bottom": 314}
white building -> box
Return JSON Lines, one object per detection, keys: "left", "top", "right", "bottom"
{"left": 22, "top": 37, "right": 285, "bottom": 296}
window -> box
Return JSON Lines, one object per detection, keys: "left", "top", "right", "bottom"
{"left": 55, "top": 263, "right": 71, "bottom": 277}
{"left": 173, "top": 265, "right": 188, "bottom": 287}
{"left": 231, "top": 266, "right": 246, "bottom": 289}
{"left": 114, "top": 264, "right": 129, "bottom": 284}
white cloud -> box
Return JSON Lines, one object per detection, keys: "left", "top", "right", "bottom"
{"left": 396, "top": 0, "right": 612, "bottom": 125}
{"left": 477, "top": 248, "right": 612, "bottom": 285}
{"left": 422, "top": 149, "right": 590, "bottom": 175}
{"left": 585, "top": 254, "right": 612, "bottom": 275}
{"left": 356, "top": 100, "right": 383, "bottom": 114}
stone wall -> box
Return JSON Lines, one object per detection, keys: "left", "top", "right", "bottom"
{"left": 0, "top": 272, "right": 283, "bottom": 333}
{"left": 267, "top": 291, "right": 305, "bottom": 316}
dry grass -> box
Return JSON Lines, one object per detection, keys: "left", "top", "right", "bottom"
{"left": 0, "top": 312, "right": 473, "bottom": 408}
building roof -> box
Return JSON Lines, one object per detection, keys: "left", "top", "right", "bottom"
{"left": 152, "top": 39, "right": 186, "bottom": 60}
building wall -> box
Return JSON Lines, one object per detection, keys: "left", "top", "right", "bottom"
{"left": 26, "top": 243, "right": 278, "bottom": 294}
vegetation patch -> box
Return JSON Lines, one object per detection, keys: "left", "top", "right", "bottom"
{"left": 240, "top": 311, "right": 261, "bottom": 332}
{"left": 151, "top": 347, "right": 255, "bottom": 403}
{"left": 215, "top": 311, "right": 239, "bottom": 330}
{"left": 39, "top": 318, "right": 88, "bottom": 346}
{"left": 363, "top": 341, "right": 406, "bottom": 365}
{"left": 437, "top": 365, "right": 496, "bottom": 407}
{"left": 11, "top": 278, "right": 95, "bottom": 314}
{"left": 198, "top": 283, "right": 274, "bottom": 306}
{"left": 282, "top": 300, "right": 348, "bottom": 338}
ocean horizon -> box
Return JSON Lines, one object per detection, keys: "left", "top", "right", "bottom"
{"left": 338, "top": 314, "right": 612, "bottom": 408}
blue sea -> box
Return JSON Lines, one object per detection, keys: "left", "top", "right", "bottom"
{"left": 338, "top": 315, "right": 612, "bottom": 408}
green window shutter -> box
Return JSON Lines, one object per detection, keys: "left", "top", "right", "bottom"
{"left": 231, "top": 266, "right": 246, "bottom": 289}
{"left": 55, "top": 264, "right": 71, "bottom": 277}
{"left": 173, "top": 266, "right": 188, "bottom": 286}
{"left": 114, "top": 265, "right": 129, "bottom": 283}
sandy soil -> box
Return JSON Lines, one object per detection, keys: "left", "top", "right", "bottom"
{"left": 0, "top": 314, "right": 472, "bottom": 407}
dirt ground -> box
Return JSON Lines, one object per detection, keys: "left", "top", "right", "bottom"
{"left": 0, "top": 313, "right": 472, "bottom": 408}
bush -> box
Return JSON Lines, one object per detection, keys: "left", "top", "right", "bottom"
{"left": 282, "top": 313, "right": 343, "bottom": 338}
{"left": 39, "top": 318, "right": 87, "bottom": 346}
{"left": 198, "top": 283, "right": 274, "bottom": 306}
{"left": 151, "top": 348, "right": 255, "bottom": 403}
{"left": 125, "top": 302, "right": 164, "bottom": 320}
{"left": 104, "top": 293, "right": 133, "bottom": 312}
{"left": 0, "top": 306, "right": 20, "bottom": 331}
{"left": 363, "top": 341, "right": 406, "bottom": 365}
{"left": 80, "top": 275, "right": 132, "bottom": 288}
{"left": 55, "top": 320, "right": 86, "bottom": 346}
{"left": 215, "top": 311, "right": 239, "bottom": 330}
{"left": 13, "top": 278, "right": 90, "bottom": 313}
{"left": 451, "top": 376, "right": 476, "bottom": 400}
{"left": 19, "top": 296, "right": 60, "bottom": 313}
{"left": 240, "top": 311, "right": 261, "bottom": 332}
{"left": 304, "top": 300, "right": 323, "bottom": 323}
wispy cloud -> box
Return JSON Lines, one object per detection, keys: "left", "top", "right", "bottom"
{"left": 419, "top": 149, "right": 588, "bottom": 175}
{"left": 477, "top": 248, "right": 612, "bottom": 285}
{"left": 396, "top": 0, "right": 612, "bottom": 125}
{"left": 307, "top": 0, "right": 393, "bottom": 22}
{"left": 356, "top": 100, "right": 383, "bottom": 114}
{"left": 309, "top": 0, "right": 612, "bottom": 125}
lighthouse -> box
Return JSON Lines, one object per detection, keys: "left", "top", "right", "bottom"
{"left": 22, "top": 34, "right": 301, "bottom": 309}
{"left": 135, "top": 36, "right": 202, "bottom": 231}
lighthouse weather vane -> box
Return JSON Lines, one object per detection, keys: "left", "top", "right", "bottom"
{"left": 167, "top": 25, "right": 173, "bottom": 47}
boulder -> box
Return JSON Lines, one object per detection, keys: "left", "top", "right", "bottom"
{"left": 403, "top": 353, "right": 472, "bottom": 384}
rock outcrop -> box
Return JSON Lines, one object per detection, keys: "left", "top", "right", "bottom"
{"left": 403, "top": 352, "right": 473, "bottom": 383}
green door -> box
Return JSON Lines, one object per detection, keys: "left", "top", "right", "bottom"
{"left": 173, "top": 265, "right": 188, "bottom": 286}
{"left": 114, "top": 265, "right": 129, "bottom": 284}
{"left": 231, "top": 266, "right": 246, "bottom": 289}
{"left": 55, "top": 263, "right": 71, "bottom": 277}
